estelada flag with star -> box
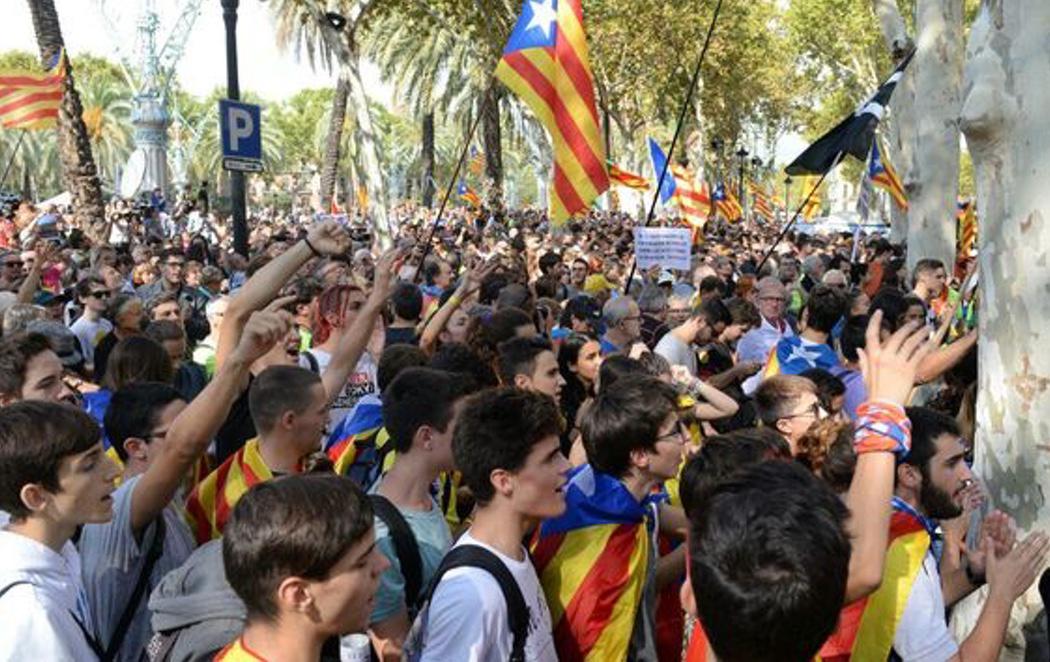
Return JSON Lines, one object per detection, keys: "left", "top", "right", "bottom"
{"left": 495, "top": 0, "right": 609, "bottom": 223}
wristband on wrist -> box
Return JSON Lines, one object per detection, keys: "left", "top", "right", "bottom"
{"left": 854, "top": 401, "right": 911, "bottom": 456}
{"left": 448, "top": 293, "right": 463, "bottom": 307}
{"left": 302, "top": 237, "right": 323, "bottom": 258}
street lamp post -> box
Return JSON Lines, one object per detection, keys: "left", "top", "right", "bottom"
{"left": 736, "top": 147, "right": 749, "bottom": 222}
{"left": 784, "top": 175, "right": 793, "bottom": 222}
{"left": 221, "top": 0, "right": 249, "bottom": 257}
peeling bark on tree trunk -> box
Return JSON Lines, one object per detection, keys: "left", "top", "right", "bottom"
{"left": 342, "top": 56, "right": 390, "bottom": 247}
{"left": 27, "top": 0, "right": 106, "bottom": 243}
{"left": 907, "top": 0, "right": 964, "bottom": 270}
{"left": 946, "top": 3, "right": 1050, "bottom": 651}
{"left": 420, "top": 112, "right": 435, "bottom": 208}
{"left": 962, "top": 0, "right": 1050, "bottom": 534}
{"left": 319, "top": 73, "right": 350, "bottom": 213}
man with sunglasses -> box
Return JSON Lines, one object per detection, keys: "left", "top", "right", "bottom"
{"left": 137, "top": 248, "right": 210, "bottom": 344}
{"left": 0, "top": 249, "right": 24, "bottom": 292}
{"left": 70, "top": 276, "right": 113, "bottom": 377}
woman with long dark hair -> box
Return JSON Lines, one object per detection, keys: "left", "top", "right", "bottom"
{"left": 556, "top": 332, "right": 601, "bottom": 455}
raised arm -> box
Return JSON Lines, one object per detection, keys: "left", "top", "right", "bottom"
{"left": 418, "top": 259, "right": 495, "bottom": 354}
{"left": 129, "top": 309, "right": 292, "bottom": 534}
{"left": 843, "top": 311, "right": 945, "bottom": 602}
{"left": 216, "top": 221, "right": 350, "bottom": 370}
{"left": 320, "top": 249, "right": 400, "bottom": 404}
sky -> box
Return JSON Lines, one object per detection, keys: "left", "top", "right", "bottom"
{"left": 6, "top": 0, "right": 390, "bottom": 104}
{"left": 7, "top": 1, "right": 804, "bottom": 166}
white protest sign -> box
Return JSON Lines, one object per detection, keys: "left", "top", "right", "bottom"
{"left": 633, "top": 227, "right": 693, "bottom": 271}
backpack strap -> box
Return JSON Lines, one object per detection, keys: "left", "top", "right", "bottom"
{"left": 423, "top": 545, "right": 529, "bottom": 662}
{"left": 369, "top": 494, "right": 424, "bottom": 614}
{"left": 0, "top": 580, "right": 30, "bottom": 600}
{"left": 1, "top": 579, "right": 107, "bottom": 659}
{"left": 303, "top": 350, "right": 320, "bottom": 374}
{"left": 103, "top": 514, "right": 167, "bottom": 661}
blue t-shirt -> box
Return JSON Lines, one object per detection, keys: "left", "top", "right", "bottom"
{"left": 368, "top": 486, "right": 452, "bottom": 624}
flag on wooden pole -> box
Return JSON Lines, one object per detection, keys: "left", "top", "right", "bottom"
{"left": 495, "top": 0, "right": 609, "bottom": 223}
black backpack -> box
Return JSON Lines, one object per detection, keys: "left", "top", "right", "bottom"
{"left": 403, "top": 544, "right": 530, "bottom": 662}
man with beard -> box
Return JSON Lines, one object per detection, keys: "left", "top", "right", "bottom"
{"left": 845, "top": 407, "right": 1050, "bottom": 660}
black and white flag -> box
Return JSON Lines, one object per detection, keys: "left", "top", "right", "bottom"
{"left": 786, "top": 51, "right": 914, "bottom": 176}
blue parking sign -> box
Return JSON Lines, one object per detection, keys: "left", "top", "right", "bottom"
{"left": 219, "top": 99, "right": 263, "bottom": 172}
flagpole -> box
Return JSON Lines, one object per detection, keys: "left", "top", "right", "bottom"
{"left": 755, "top": 151, "right": 845, "bottom": 274}
{"left": 0, "top": 130, "right": 28, "bottom": 192}
{"left": 623, "top": 0, "right": 724, "bottom": 295}
{"left": 413, "top": 106, "right": 486, "bottom": 284}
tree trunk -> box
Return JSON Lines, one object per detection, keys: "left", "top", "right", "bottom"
{"left": 420, "top": 112, "right": 435, "bottom": 208}
{"left": 481, "top": 83, "right": 503, "bottom": 213}
{"left": 962, "top": 0, "right": 1050, "bottom": 533}
{"left": 906, "top": 0, "right": 964, "bottom": 270}
{"left": 319, "top": 73, "right": 350, "bottom": 213}
{"left": 871, "top": 0, "right": 915, "bottom": 243}
{"left": 946, "top": 2, "right": 1050, "bottom": 651}
{"left": 26, "top": 0, "right": 105, "bottom": 242}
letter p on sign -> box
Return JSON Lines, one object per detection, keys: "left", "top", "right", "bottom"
{"left": 219, "top": 99, "right": 263, "bottom": 172}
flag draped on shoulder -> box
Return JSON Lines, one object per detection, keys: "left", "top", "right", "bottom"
{"left": 786, "top": 51, "right": 914, "bottom": 176}
{"left": 820, "top": 505, "right": 931, "bottom": 660}
{"left": 869, "top": 140, "right": 908, "bottom": 210}
{"left": 762, "top": 335, "right": 841, "bottom": 380}
{"left": 495, "top": 0, "right": 609, "bottom": 223}
{"left": 185, "top": 438, "right": 279, "bottom": 545}
{"left": 608, "top": 163, "right": 649, "bottom": 190}
{"left": 0, "top": 49, "right": 65, "bottom": 130}
{"left": 531, "top": 464, "right": 654, "bottom": 660}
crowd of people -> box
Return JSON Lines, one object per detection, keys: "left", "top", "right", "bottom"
{"left": 0, "top": 188, "right": 1045, "bottom": 662}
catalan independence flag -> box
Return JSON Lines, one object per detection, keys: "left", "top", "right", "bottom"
{"left": 0, "top": 50, "right": 65, "bottom": 130}
{"left": 712, "top": 183, "right": 742, "bottom": 221}
{"left": 457, "top": 180, "right": 482, "bottom": 208}
{"left": 468, "top": 146, "right": 486, "bottom": 177}
{"left": 761, "top": 335, "right": 841, "bottom": 381}
{"left": 869, "top": 140, "right": 908, "bottom": 211}
{"left": 670, "top": 164, "right": 710, "bottom": 228}
{"left": 184, "top": 438, "right": 285, "bottom": 544}
{"left": 608, "top": 162, "right": 649, "bottom": 190}
{"left": 820, "top": 506, "right": 930, "bottom": 660}
{"left": 495, "top": 0, "right": 609, "bottom": 223}
{"left": 531, "top": 464, "right": 655, "bottom": 660}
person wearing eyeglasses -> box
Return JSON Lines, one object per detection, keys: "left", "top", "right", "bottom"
{"left": 0, "top": 249, "right": 25, "bottom": 293}
{"left": 754, "top": 375, "right": 827, "bottom": 455}
{"left": 70, "top": 276, "right": 113, "bottom": 377}
{"left": 737, "top": 276, "right": 795, "bottom": 367}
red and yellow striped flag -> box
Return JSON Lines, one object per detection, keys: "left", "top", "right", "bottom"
{"left": 184, "top": 438, "right": 282, "bottom": 544}
{"left": 531, "top": 466, "right": 650, "bottom": 660}
{"left": 0, "top": 50, "right": 65, "bottom": 130}
{"left": 869, "top": 140, "right": 908, "bottom": 211}
{"left": 957, "top": 199, "right": 977, "bottom": 257}
{"left": 495, "top": 0, "right": 609, "bottom": 223}
{"left": 670, "top": 164, "right": 710, "bottom": 228}
{"left": 607, "top": 163, "right": 649, "bottom": 190}
{"left": 468, "top": 146, "right": 486, "bottom": 177}
{"left": 749, "top": 182, "right": 774, "bottom": 221}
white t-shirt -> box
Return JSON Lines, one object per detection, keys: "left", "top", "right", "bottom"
{"left": 70, "top": 315, "right": 113, "bottom": 370}
{"left": 299, "top": 348, "right": 378, "bottom": 428}
{"left": 418, "top": 531, "right": 557, "bottom": 662}
{"left": 892, "top": 550, "right": 959, "bottom": 660}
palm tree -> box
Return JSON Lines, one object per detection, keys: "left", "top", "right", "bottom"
{"left": 25, "top": 0, "right": 107, "bottom": 242}
{"left": 78, "top": 77, "right": 133, "bottom": 190}
{"left": 269, "top": 0, "right": 392, "bottom": 246}
{"left": 318, "top": 75, "right": 350, "bottom": 211}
